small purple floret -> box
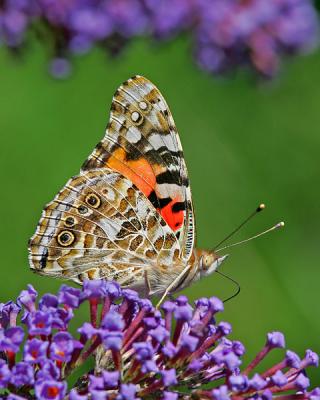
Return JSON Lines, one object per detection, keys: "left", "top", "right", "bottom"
{"left": 133, "top": 342, "right": 154, "bottom": 361}
{"left": 58, "top": 285, "right": 81, "bottom": 308}
{"left": 212, "top": 384, "right": 230, "bottom": 400}
{"left": 118, "top": 383, "right": 137, "bottom": 400}
{"left": 309, "top": 388, "right": 320, "bottom": 400}
{"left": 10, "top": 361, "right": 34, "bottom": 387}
{"left": 81, "top": 279, "right": 107, "bottom": 301}
{"left": 303, "top": 349, "right": 319, "bottom": 367}
{"left": 0, "top": 359, "right": 11, "bottom": 388}
{"left": 78, "top": 322, "right": 99, "bottom": 339}
{"left": 295, "top": 373, "right": 310, "bottom": 390}
{"left": 36, "top": 360, "right": 60, "bottom": 381}
{"left": 89, "top": 375, "right": 104, "bottom": 390}
{"left": 161, "top": 369, "right": 177, "bottom": 387}
{"left": 249, "top": 373, "right": 267, "bottom": 390}
{"left": 39, "top": 294, "right": 58, "bottom": 310}
{"left": 266, "top": 331, "right": 285, "bottom": 349}
{"left": 69, "top": 389, "right": 88, "bottom": 400}
{"left": 285, "top": 350, "right": 301, "bottom": 368}
{"left": 102, "top": 310, "right": 124, "bottom": 331}
{"left": 232, "top": 341, "right": 245, "bottom": 356}
{"left": 179, "top": 333, "right": 199, "bottom": 352}
{"left": 17, "top": 285, "right": 37, "bottom": 311}
{"left": 229, "top": 374, "right": 248, "bottom": 392}
{"left": 149, "top": 325, "right": 169, "bottom": 343}
{"left": 0, "top": 326, "right": 24, "bottom": 353}
{"left": 102, "top": 370, "right": 120, "bottom": 388}
{"left": 162, "top": 392, "right": 178, "bottom": 400}
{"left": 35, "top": 379, "right": 67, "bottom": 400}
{"left": 261, "top": 389, "right": 273, "bottom": 400}
{"left": 105, "top": 281, "right": 121, "bottom": 300}
{"left": 217, "top": 322, "right": 232, "bottom": 336}
{"left": 174, "top": 303, "right": 193, "bottom": 321}
{"left": 50, "top": 332, "right": 77, "bottom": 362}
{"left": 24, "top": 338, "right": 48, "bottom": 363}
{"left": 271, "top": 370, "right": 287, "bottom": 387}
{"left": 102, "top": 331, "right": 123, "bottom": 351}
{"left": 27, "top": 310, "right": 52, "bottom": 336}
{"left": 208, "top": 296, "right": 224, "bottom": 313}
{"left": 162, "top": 300, "right": 176, "bottom": 314}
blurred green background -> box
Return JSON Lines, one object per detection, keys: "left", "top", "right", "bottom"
{"left": 0, "top": 39, "right": 319, "bottom": 381}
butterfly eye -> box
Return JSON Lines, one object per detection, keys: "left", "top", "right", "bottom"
{"left": 201, "top": 254, "right": 214, "bottom": 271}
{"left": 57, "top": 230, "right": 75, "bottom": 247}
{"left": 85, "top": 193, "right": 101, "bottom": 208}
{"left": 64, "top": 217, "right": 76, "bottom": 227}
{"left": 130, "top": 111, "right": 144, "bottom": 125}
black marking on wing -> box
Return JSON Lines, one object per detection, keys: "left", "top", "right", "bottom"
{"left": 148, "top": 190, "right": 172, "bottom": 210}
{"left": 40, "top": 248, "right": 48, "bottom": 269}
{"left": 158, "top": 197, "right": 172, "bottom": 208}
{"left": 172, "top": 202, "right": 186, "bottom": 213}
{"left": 156, "top": 170, "right": 179, "bottom": 185}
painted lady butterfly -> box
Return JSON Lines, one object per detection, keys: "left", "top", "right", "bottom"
{"left": 28, "top": 76, "right": 227, "bottom": 305}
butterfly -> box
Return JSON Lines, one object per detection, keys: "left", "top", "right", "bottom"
{"left": 28, "top": 76, "right": 227, "bottom": 305}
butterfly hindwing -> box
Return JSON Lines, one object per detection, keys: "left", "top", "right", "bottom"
{"left": 82, "top": 76, "right": 195, "bottom": 260}
{"left": 29, "top": 169, "right": 180, "bottom": 287}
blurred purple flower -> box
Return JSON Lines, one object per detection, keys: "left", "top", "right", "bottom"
{"left": 105, "top": 0, "right": 148, "bottom": 38}
{"left": 0, "top": 0, "right": 318, "bottom": 78}
{"left": 49, "top": 58, "right": 72, "bottom": 79}
{"left": 194, "top": 0, "right": 319, "bottom": 77}
{"left": 69, "top": 7, "right": 112, "bottom": 40}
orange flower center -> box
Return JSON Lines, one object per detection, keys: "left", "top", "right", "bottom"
{"left": 47, "top": 386, "right": 59, "bottom": 398}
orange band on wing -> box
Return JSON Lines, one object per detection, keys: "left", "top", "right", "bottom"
{"left": 107, "top": 149, "right": 184, "bottom": 232}
{"left": 107, "top": 148, "right": 156, "bottom": 197}
{"left": 160, "top": 198, "right": 184, "bottom": 231}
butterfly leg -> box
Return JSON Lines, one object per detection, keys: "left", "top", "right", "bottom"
{"left": 155, "top": 265, "right": 191, "bottom": 309}
{"left": 144, "top": 270, "right": 152, "bottom": 297}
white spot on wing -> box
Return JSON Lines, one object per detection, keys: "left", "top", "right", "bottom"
{"left": 149, "top": 132, "right": 177, "bottom": 152}
{"left": 104, "top": 188, "right": 115, "bottom": 202}
{"left": 126, "top": 127, "right": 142, "bottom": 143}
{"left": 131, "top": 111, "right": 141, "bottom": 122}
{"left": 100, "top": 218, "right": 122, "bottom": 240}
{"left": 139, "top": 101, "right": 148, "bottom": 110}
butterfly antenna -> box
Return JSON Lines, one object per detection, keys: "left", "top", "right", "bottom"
{"left": 215, "top": 270, "right": 241, "bottom": 303}
{"left": 213, "top": 204, "right": 266, "bottom": 251}
{"left": 215, "top": 221, "right": 285, "bottom": 252}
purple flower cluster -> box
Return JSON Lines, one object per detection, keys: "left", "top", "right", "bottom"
{"left": 0, "top": 0, "right": 318, "bottom": 78}
{"left": 195, "top": 0, "right": 319, "bottom": 77}
{"left": 0, "top": 281, "right": 319, "bottom": 399}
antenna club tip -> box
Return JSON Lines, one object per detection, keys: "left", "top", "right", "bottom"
{"left": 278, "top": 221, "right": 285, "bottom": 228}
{"left": 257, "top": 203, "right": 266, "bottom": 212}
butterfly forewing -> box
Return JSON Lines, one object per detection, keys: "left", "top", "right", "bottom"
{"left": 82, "top": 76, "right": 195, "bottom": 260}
{"left": 29, "top": 169, "right": 180, "bottom": 285}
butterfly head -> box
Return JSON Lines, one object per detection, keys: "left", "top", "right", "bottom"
{"left": 198, "top": 250, "right": 228, "bottom": 278}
